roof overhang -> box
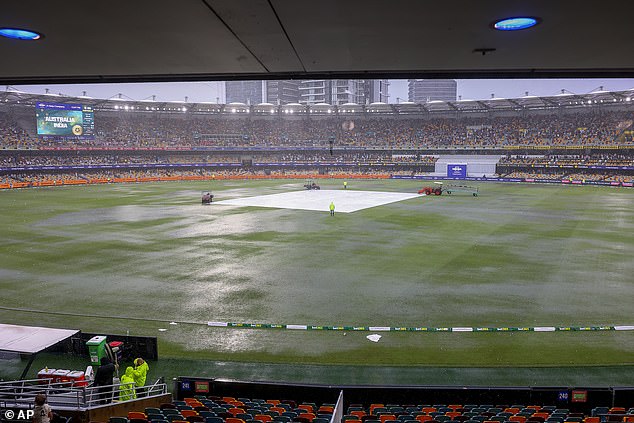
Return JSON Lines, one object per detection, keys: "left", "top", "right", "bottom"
{"left": 0, "top": 323, "right": 79, "bottom": 354}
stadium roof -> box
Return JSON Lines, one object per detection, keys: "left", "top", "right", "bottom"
{"left": 2, "top": 88, "right": 633, "bottom": 116}
{"left": 1, "top": 1, "right": 634, "bottom": 84}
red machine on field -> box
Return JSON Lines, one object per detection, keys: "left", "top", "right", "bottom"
{"left": 418, "top": 185, "right": 443, "bottom": 195}
{"left": 418, "top": 182, "right": 479, "bottom": 197}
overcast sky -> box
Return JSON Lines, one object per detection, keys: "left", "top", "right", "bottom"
{"left": 11, "top": 78, "right": 634, "bottom": 104}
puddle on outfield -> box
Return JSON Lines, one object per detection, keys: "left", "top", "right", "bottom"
{"left": 35, "top": 205, "right": 189, "bottom": 226}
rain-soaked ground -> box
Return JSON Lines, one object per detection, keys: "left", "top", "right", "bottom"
{"left": 0, "top": 179, "right": 633, "bottom": 381}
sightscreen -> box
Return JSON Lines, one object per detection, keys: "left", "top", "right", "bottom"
{"left": 36, "top": 102, "right": 94, "bottom": 139}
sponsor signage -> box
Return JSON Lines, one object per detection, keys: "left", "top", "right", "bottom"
{"left": 447, "top": 164, "right": 467, "bottom": 178}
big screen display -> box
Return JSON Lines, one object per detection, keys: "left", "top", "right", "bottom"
{"left": 447, "top": 163, "right": 467, "bottom": 178}
{"left": 36, "top": 103, "right": 94, "bottom": 139}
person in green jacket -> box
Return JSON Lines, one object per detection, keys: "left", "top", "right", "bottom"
{"left": 119, "top": 366, "right": 136, "bottom": 402}
{"left": 329, "top": 201, "right": 335, "bottom": 216}
{"left": 132, "top": 357, "right": 149, "bottom": 397}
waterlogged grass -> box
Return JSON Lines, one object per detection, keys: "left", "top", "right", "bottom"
{"left": 0, "top": 180, "right": 633, "bottom": 381}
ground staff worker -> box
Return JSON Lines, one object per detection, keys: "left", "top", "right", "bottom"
{"left": 119, "top": 366, "right": 136, "bottom": 401}
{"left": 329, "top": 201, "right": 335, "bottom": 216}
{"left": 132, "top": 358, "right": 149, "bottom": 397}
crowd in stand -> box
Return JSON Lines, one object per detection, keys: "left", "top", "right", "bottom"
{"left": 0, "top": 154, "right": 240, "bottom": 167}
{"left": 498, "top": 170, "right": 633, "bottom": 183}
{"left": 499, "top": 154, "right": 634, "bottom": 167}
{"left": 0, "top": 153, "right": 437, "bottom": 167}
{"left": 70, "top": 112, "right": 633, "bottom": 148}
{"left": 496, "top": 154, "right": 634, "bottom": 182}
{"left": 1, "top": 106, "right": 633, "bottom": 187}
{"left": 0, "top": 113, "right": 33, "bottom": 148}
{"left": 1, "top": 109, "right": 633, "bottom": 149}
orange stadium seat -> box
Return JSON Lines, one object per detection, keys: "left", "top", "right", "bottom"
{"left": 380, "top": 415, "right": 396, "bottom": 423}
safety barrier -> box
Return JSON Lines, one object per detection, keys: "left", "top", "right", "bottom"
{"left": 0, "top": 377, "right": 168, "bottom": 411}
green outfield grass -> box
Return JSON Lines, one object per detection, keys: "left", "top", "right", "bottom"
{"left": 0, "top": 179, "right": 633, "bottom": 382}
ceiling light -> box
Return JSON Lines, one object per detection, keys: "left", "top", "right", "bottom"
{"left": 0, "top": 27, "right": 42, "bottom": 40}
{"left": 493, "top": 17, "right": 540, "bottom": 31}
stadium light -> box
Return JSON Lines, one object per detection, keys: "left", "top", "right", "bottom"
{"left": 0, "top": 27, "right": 42, "bottom": 40}
{"left": 492, "top": 17, "right": 540, "bottom": 31}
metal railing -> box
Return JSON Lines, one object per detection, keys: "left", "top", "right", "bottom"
{"left": 0, "top": 378, "right": 167, "bottom": 410}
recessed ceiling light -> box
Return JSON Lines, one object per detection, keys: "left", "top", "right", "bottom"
{"left": 492, "top": 17, "right": 540, "bottom": 31}
{"left": 0, "top": 27, "right": 43, "bottom": 40}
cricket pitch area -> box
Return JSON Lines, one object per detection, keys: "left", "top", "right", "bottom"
{"left": 214, "top": 189, "right": 420, "bottom": 213}
{"left": 0, "top": 178, "right": 633, "bottom": 384}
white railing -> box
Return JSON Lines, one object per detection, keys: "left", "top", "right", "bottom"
{"left": 0, "top": 378, "right": 167, "bottom": 410}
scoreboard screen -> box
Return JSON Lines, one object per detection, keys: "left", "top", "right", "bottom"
{"left": 36, "top": 102, "right": 94, "bottom": 139}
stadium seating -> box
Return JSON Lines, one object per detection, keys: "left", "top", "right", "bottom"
{"left": 2, "top": 96, "right": 632, "bottom": 188}
{"left": 104, "top": 397, "right": 634, "bottom": 423}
